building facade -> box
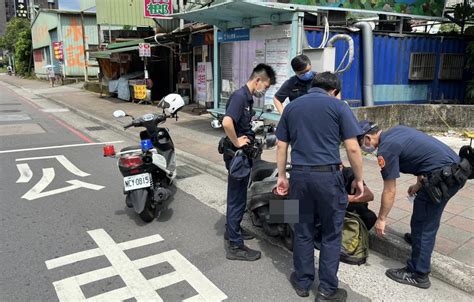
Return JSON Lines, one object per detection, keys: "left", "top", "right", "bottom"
{"left": 31, "top": 9, "right": 99, "bottom": 77}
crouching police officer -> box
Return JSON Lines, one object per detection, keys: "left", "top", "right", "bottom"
{"left": 358, "top": 120, "right": 471, "bottom": 289}
{"left": 222, "top": 63, "right": 276, "bottom": 261}
{"left": 276, "top": 72, "right": 364, "bottom": 301}
{"left": 273, "top": 54, "right": 315, "bottom": 114}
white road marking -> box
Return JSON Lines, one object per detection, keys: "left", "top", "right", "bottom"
{"left": 16, "top": 155, "right": 89, "bottom": 177}
{"left": 46, "top": 229, "right": 227, "bottom": 302}
{"left": 16, "top": 163, "right": 33, "bottom": 183}
{"left": 45, "top": 234, "right": 164, "bottom": 270}
{"left": 87, "top": 229, "right": 162, "bottom": 301}
{"left": 0, "top": 141, "right": 123, "bottom": 154}
{"left": 21, "top": 169, "right": 104, "bottom": 201}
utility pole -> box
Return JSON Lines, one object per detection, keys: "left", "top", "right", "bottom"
{"left": 81, "top": 11, "right": 89, "bottom": 82}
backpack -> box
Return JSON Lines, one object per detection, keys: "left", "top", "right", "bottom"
{"left": 340, "top": 212, "right": 369, "bottom": 265}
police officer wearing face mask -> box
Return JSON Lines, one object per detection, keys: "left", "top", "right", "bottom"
{"left": 222, "top": 63, "right": 276, "bottom": 261}
{"left": 357, "top": 120, "right": 471, "bottom": 289}
{"left": 276, "top": 72, "right": 364, "bottom": 301}
{"left": 273, "top": 55, "right": 315, "bottom": 114}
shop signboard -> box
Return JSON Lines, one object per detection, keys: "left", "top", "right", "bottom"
{"left": 16, "top": 0, "right": 28, "bottom": 18}
{"left": 196, "top": 62, "right": 207, "bottom": 104}
{"left": 139, "top": 43, "right": 151, "bottom": 57}
{"left": 144, "top": 0, "right": 173, "bottom": 19}
{"left": 53, "top": 42, "right": 64, "bottom": 61}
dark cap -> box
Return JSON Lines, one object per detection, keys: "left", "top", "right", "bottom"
{"left": 357, "top": 120, "right": 377, "bottom": 145}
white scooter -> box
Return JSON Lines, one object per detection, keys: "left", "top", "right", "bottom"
{"left": 103, "top": 94, "right": 184, "bottom": 222}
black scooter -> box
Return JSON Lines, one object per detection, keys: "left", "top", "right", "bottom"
{"left": 245, "top": 107, "right": 294, "bottom": 250}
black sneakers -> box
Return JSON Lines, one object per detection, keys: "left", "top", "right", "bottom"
{"left": 404, "top": 233, "right": 412, "bottom": 245}
{"left": 290, "top": 272, "right": 309, "bottom": 297}
{"left": 224, "top": 226, "right": 255, "bottom": 241}
{"left": 226, "top": 245, "right": 261, "bottom": 261}
{"left": 315, "top": 288, "right": 348, "bottom": 302}
{"left": 385, "top": 267, "right": 431, "bottom": 289}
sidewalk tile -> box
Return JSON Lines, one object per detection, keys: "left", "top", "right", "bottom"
{"left": 444, "top": 202, "right": 469, "bottom": 215}
{"left": 387, "top": 207, "right": 411, "bottom": 221}
{"left": 434, "top": 236, "right": 462, "bottom": 256}
{"left": 437, "top": 224, "right": 472, "bottom": 244}
{"left": 464, "top": 238, "right": 474, "bottom": 250}
{"left": 448, "top": 245, "right": 474, "bottom": 267}
{"left": 445, "top": 215, "right": 474, "bottom": 233}
{"left": 459, "top": 208, "right": 474, "bottom": 220}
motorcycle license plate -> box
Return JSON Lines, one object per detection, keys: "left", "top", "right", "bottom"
{"left": 123, "top": 173, "right": 151, "bottom": 191}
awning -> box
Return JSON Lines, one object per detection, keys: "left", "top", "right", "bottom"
{"left": 172, "top": 0, "right": 296, "bottom": 30}
{"left": 89, "top": 46, "right": 138, "bottom": 59}
{"left": 89, "top": 45, "right": 157, "bottom": 59}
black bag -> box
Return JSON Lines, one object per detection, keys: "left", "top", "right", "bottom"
{"left": 459, "top": 145, "right": 474, "bottom": 179}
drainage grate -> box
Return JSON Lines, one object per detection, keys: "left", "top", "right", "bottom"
{"left": 0, "top": 109, "right": 21, "bottom": 113}
{"left": 176, "top": 165, "right": 202, "bottom": 180}
{"left": 85, "top": 126, "right": 107, "bottom": 131}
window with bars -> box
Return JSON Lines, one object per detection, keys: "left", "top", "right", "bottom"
{"left": 439, "top": 54, "right": 465, "bottom": 80}
{"left": 408, "top": 53, "right": 436, "bottom": 80}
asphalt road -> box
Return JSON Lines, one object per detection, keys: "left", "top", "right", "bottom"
{"left": 1, "top": 77, "right": 472, "bottom": 302}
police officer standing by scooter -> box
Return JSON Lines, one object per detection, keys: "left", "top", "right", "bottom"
{"left": 273, "top": 55, "right": 315, "bottom": 114}
{"left": 357, "top": 120, "right": 471, "bottom": 289}
{"left": 276, "top": 72, "right": 364, "bottom": 301}
{"left": 222, "top": 63, "right": 276, "bottom": 261}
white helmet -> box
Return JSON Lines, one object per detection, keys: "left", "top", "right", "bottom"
{"left": 159, "top": 93, "right": 185, "bottom": 115}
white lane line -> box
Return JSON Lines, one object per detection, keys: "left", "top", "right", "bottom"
{"left": 16, "top": 163, "right": 33, "bottom": 183}
{"left": 16, "top": 155, "right": 90, "bottom": 177}
{"left": 0, "top": 141, "right": 123, "bottom": 154}
{"left": 87, "top": 229, "right": 162, "bottom": 301}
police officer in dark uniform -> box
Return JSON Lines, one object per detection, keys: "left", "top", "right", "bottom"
{"left": 276, "top": 72, "right": 364, "bottom": 301}
{"left": 357, "top": 120, "right": 471, "bottom": 289}
{"left": 273, "top": 54, "right": 315, "bottom": 114}
{"left": 222, "top": 63, "right": 276, "bottom": 261}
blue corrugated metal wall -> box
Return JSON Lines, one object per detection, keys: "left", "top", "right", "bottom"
{"left": 306, "top": 30, "right": 467, "bottom": 105}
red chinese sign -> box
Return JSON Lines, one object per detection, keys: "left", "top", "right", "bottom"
{"left": 53, "top": 42, "right": 64, "bottom": 61}
{"left": 144, "top": 0, "right": 173, "bottom": 19}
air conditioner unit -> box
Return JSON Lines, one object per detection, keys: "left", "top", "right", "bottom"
{"left": 302, "top": 47, "right": 336, "bottom": 73}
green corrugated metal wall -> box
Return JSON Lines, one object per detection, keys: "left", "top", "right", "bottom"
{"left": 95, "top": 0, "right": 180, "bottom": 32}
{"left": 32, "top": 12, "right": 59, "bottom": 48}
{"left": 32, "top": 11, "right": 99, "bottom": 77}
{"left": 60, "top": 14, "right": 99, "bottom": 77}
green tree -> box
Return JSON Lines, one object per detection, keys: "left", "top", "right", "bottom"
{"left": 0, "top": 18, "right": 32, "bottom": 76}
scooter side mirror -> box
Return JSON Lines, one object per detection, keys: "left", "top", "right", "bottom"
{"left": 113, "top": 110, "right": 126, "bottom": 118}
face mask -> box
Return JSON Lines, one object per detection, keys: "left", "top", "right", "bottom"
{"left": 361, "top": 144, "right": 376, "bottom": 154}
{"left": 253, "top": 88, "right": 267, "bottom": 98}
{"left": 297, "top": 70, "right": 314, "bottom": 82}
{"left": 253, "top": 81, "right": 268, "bottom": 98}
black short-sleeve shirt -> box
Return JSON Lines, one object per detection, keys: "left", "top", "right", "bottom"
{"left": 377, "top": 126, "right": 460, "bottom": 180}
{"left": 275, "top": 87, "right": 361, "bottom": 166}
{"left": 274, "top": 73, "right": 315, "bottom": 103}
{"left": 225, "top": 85, "right": 254, "bottom": 137}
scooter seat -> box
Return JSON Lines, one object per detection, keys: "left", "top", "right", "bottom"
{"left": 251, "top": 160, "right": 277, "bottom": 182}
